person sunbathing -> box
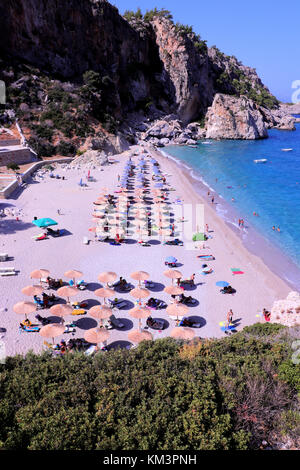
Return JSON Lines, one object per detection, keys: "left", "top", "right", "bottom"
{"left": 179, "top": 294, "right": 194, "bottom": 304}
{"left": 221, "top": 286, "right": 236, "bottom": 294}
{"left": 263, "top": 308, "right": 271, "bottom": 322}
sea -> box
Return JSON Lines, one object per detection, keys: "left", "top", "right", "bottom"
{"left": 163, "top": 120, "right": 300, "bottom": 290}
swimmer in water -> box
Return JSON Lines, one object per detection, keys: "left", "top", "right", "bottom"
{"left": 277, "top": 227, "right": 280, "bottom": 232}
{"left": 272, "top": 226, "right": 275, "bottom": 231}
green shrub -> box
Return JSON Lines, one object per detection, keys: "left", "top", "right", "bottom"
{"left": 243, "top": 323, "right": 286, "bottom": 337}
{"left": 56, "top": 140, "right": 76, "bottom": 156}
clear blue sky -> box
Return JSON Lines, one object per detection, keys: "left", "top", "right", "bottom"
{"left": 112, "top": 0, "right": 300, "bottom": 102}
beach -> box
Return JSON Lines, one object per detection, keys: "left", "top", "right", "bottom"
{"left": 0, "top": 145, "right": 291, "bottom": 357}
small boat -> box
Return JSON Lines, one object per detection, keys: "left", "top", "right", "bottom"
{"left": 188, "top": 145, "right": 198, "bottom": 148}
{"left": 202, "top": 142, "right": 212, "bottom": 145}
{"left": 281, "top": 148, "right": 293, "bottom": 152}
{"left": 254, "top": 159, "right": 267, "bottom": 164}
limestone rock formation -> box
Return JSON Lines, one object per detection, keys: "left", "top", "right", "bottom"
{"left": 271, "top": 291, "right": 300, "bottom": 327}
{"left": 205, "top": 94, "right": 268, "bottom": 140}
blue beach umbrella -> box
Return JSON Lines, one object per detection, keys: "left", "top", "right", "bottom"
{"left": 32, "top": 218, "right": 58, "bottom": 228}
{"left": 155, "top": 183, "right": 163, "bottom": 188}
{"left": 216, "top": 281, "right": 229, "bottom": 287}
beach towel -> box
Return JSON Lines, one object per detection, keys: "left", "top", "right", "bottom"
{"left": 231, "top": 268, "right": 244, "bottom": 275}
{"left": 197, "top": 255, "right": 215, "bottom": 260}
{"left": 219, "top": 321, "right": 235, "bottom": 332}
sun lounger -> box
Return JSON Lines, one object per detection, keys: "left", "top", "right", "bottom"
{"left": 85, "top": 345, "right": 97, "bottom": 356}
{"left": 108, "top": 299, "right": 127, "bottom": 309}
{"left": 144, "top": 280, "right": 155, "bottom": 288}
{"left": 0, "top": 266, "right": 16, "bottom": 276}
{"left": 109, "top": 314, "right": 125, "bottom": 329}
{"left": 146, "top": 316, "right": 164, "bottom": 330}
{"left": 64, "top": 324, "right": 76, "bottom": 333}
{"left": 179, "top": 318, "right": 201, "bottom": 328}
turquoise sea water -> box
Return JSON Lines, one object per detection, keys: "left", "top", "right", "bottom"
{"left": 164, "top": 124, "right": 300, "bottom": 281}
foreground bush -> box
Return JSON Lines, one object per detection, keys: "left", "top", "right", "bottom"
{"left": 0, "top": 325, "right": 298, "bottom": 450}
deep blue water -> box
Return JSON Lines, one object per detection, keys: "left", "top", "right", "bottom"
{"left": 164, "top": 125, "right": 300, "bottom": 269}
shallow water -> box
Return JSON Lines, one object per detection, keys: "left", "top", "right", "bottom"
{"left": 164, "top": 125, "right": 300, "bottom": 284}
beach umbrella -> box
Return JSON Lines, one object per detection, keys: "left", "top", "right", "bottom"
{"left": 130, "top": 271, "right": 150, "bottom": 286}
{"left": 94, "top": 287, "right": 115, "bottom": 304}
{"left": 13, "top": 301, "right": 37, "bottom": 320}
{"left": 49, "top": 304, "right": 73, "bottom": 322}
{"left": 130, "top": 287, "right": 150, "bottom": 305}
{"left": 39, "top": 323, "right": 65, "bottom": 344}
{"left": 129, "top": 306, "right": 151, "bottom": 329}
{"left": 163, "top": 286, "right": 183, "bottom": 296}
{"left": 166, "top": 303, "right": 189, "bottom": 319}
{"left": 32, "top": 218, "right": 58, "bottom": 228}
{"left": 98, "top": 271, "right": 117, "bottom": 285}
{"left": 84, "top": 327, "right": 110, "bottom": 349}
{"left": 57, "top": 286, "right": 78, "bottom": 303}
{"left": 21, "top": 285, "right": 44, "bottom": 297}
{"left": 89, "top": 305, "right": 113, "bottom": 326}
{"left": 216, "top": 281, "right": 229, "bottom": 287}
{"left": 170, "top": 327, "right": 195, "bottom": 340}
{"left": 30, "top": 269, "right": 50, "bottom": 283}
{"left": 163, "top": 269, "right": 182, "bottom": 284}
{"left": 128, "top": 329, "right": 153, "bottom": 344}
{"left": 64, "top": 270, "right": 83, "bottom": 284}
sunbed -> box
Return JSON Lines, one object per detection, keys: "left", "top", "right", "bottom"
{"left": 108, "top": 298, "right": 127, "bottom": 309}
{"left": 109, "top": 314, "right": 125, "bottom": 329}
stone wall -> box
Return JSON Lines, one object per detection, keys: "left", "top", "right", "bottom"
{"left": 0, "top": 148, "right": 36, "bottom": 166}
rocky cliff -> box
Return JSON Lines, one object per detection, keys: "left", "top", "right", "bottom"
{"left": 205, "top": 94, "right": 268, "bottom": 140}
{"left": 0, "top": 0, "right": 296, "bottom": 157}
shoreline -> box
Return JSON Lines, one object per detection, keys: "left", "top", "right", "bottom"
{"left": 147, "top": 144, "right": 294, "bottom": 297}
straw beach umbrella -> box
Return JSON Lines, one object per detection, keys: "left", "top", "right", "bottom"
{"left": 57, "top": 286, "right": 78, "bottom": 303}
{"left": 21, "top": 285, "right": 44, "bottom": 297}
{"left": 163, "top": 269, "right": 182, "bottom": 284}
{"left": 64, "top": 270, "right": 83, "bottom": 285}
{"left": 89, "top": 305, "right": 112, "bottom": 326}
{"left": 98, "top": 272, "right": 117, "bottom": 286}
{"left": 166, "top": 303, "right": 189, "bottom": 320}
{"left": 84, "top": 327, "right": 110, "bottom": 349}
{"left": 39, "top": 323, "right": 65, "bottom": 344}
{"left": 95, "top": 287, "right": 115, "bottom": 304}
{"left": 30, "top": 269, "right": 50, "bottom": 284}
{"left": 49, "top": 304, "right": 73, "bottom": 323}
{"left": 13, "top": 301, "right": 37, "bottom": 320}
{"left": 170, "top": 327, "right": 195, "bottom": 340}
{"left": 130, "top": 271, "right": 150, "bottom": 286}
{"left": 163, "top": 286, "right": 183, "bottom": 296}
{"left": 129, "top": 306, "right": 151, "bottom": 329}
{"left": 130, "top": 287, "right": 150, "bottom": 306}
{"left": 128, "top": 329, "right": 153, "bottom": 344}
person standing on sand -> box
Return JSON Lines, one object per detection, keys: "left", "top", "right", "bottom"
{"left": 226, "top": 309, "right": 233, "bottom": 328}
{"left": 211, "top": 196, "right": 214, "bottom": 204}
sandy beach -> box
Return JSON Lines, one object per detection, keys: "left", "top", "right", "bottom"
{"left": 0, "top": 145, "right": 291, "bottom": 357}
